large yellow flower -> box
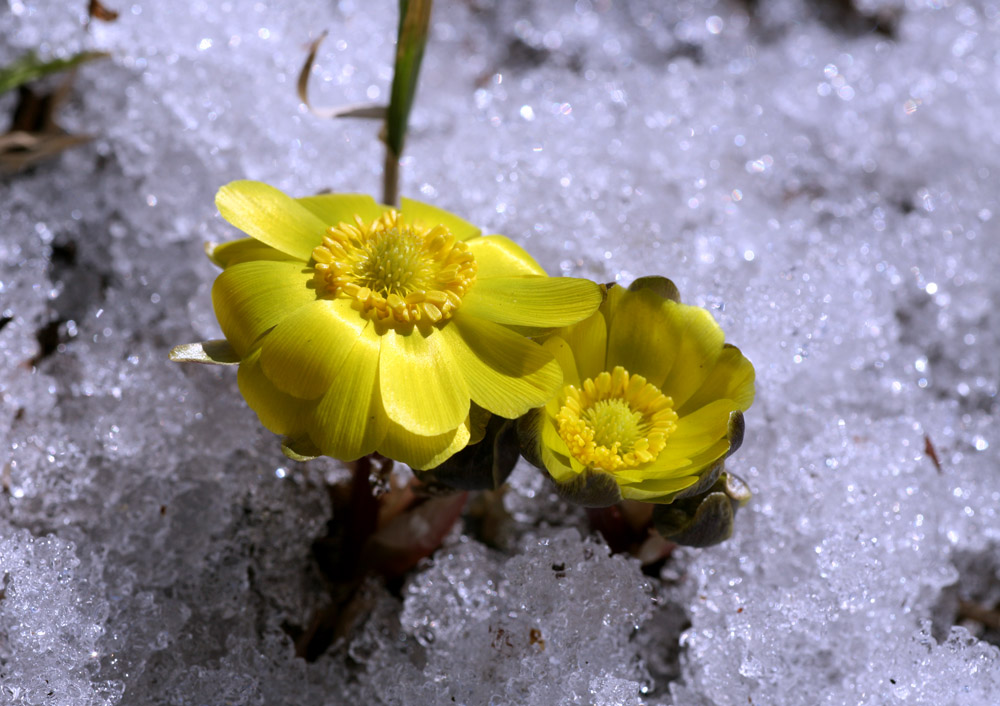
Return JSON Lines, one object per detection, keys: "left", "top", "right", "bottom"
{"left": 175, "top": 181, "right": 603, "bottom": 469}
{"left": 518, "top": 277, "right": 754, "bottom": 505}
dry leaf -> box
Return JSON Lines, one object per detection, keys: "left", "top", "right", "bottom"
{"left": 296, "top": 31, "right": 386, "bottom": 120}
{"left": 88, "top": 0, "right": 120, "bottom": 23}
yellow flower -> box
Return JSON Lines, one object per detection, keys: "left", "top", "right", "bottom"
{"left": 518, "top": 277, "right": 754, "bottom": 505}
{"left": 173, "top": 181, "right": 603, "bottom": 469}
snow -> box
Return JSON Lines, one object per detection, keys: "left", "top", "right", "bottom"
{"left": 2, "top": 0, "right": 999, "bottom": 703}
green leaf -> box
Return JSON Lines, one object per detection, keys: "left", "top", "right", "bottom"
{"left": 0, "top": 51, "right": 108, "bottom": 96}
{"left": 385, "top": 0, "right": 432, "bottom": 158}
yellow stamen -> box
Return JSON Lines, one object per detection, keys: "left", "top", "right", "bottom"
{"left": 311, "top": 210, "right": 477, "bottom": 325}
{"left": 555, "top": 366, "right": 678, "bottom": 472}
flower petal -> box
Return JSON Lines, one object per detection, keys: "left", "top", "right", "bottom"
{"left": 677, "top": 344, "right": 755, "bottom": 416}
{"left": 400, "top": 197, "right": 481, "bottom": 241}
{"left": 465, "top": 235, "right": 545, "bottom": 277}
{"left": 658, "top": 302, "right": 726, "bottom": 406}
{"left": 379, "top": 327, "right": 470, "bottom": 436}
{"left": 671, "top": 398, "right": 740, "bottom": 445}
{"left": 237, "top": 348, "right": 316, "bottom": 436}
{"left": 542, "top": 335, "right": 580, "bottom": 390}
{"left": 379, "top": 420, "right": 471, "bottom": 470}
{"left": 559, "top": 310, "right": 608, "bottom": 383}
{"left": 619, "top": 474, "right": 701, "bottom": 503}
{"left": 462, "top": 276, "right": 603, "bottom": 328}
{"left": 296, "top": 193, "right": 388, "bottom": 227}
{"left": 208, "top": 238, "right": 300, "bottom": 269}
{"left": 540, "top": 413, "right": 572, "bottom": 459}
{"left": 216, "top": 180, "right": 328, "bottom": 260}
{"left": 309, "top": 322, "right": 388, "bottom": 460}
{"left": 259, "top": 299, "right": 370, "bottom": 400}
{"left": 541, "top": 439, "right": 578, "bottom": 485}
{"left": 441, "top": 313, "right": 562, "bottom": 419}
{"left": 639, "top": 438, "right": 731, "bottom": 484}
{"left": 606, "top": 288, "right": 679, "bottom": 388}
{"left": 211, "top": 260, "right": 316, "bottom": 356}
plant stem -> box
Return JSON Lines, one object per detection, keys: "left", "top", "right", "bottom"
{"left": 383, "top": 147, "right": 400, "bottom": 208}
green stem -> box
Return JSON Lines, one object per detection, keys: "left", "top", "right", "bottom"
{"left": 383, "top": 147, "right": 400, "bottom": 208}
{"left": 383, "top": 0, "right": 433, "bottom": 206}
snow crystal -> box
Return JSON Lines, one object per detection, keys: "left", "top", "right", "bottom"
{"left": 1, "top": 0, "right": 999, "bottom": 704}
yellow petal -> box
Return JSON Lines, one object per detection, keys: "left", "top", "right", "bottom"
{"left": 465, "top": 235, "right": 545, "bottom": 277}
{"left": 259, "top": 299, "right": 369, "bottom": 400}
{"left": 619, "top": 474, "right": 701, "bottom": 503}
{"left": 599, "top": 282, "right": 629, "bottom": 329}
{"left": 379, "top": 419, "right": 471, "bottom": 470}
{"left": 208, "top": 238, "right": 299, "bottom": 269}
{"left": 400, "top": 197, "right": 481, "bottom": 241}
{"left": 211, "top": 260, "right": 316, "bottom": 357}
{"left": 559, "top": 310, "right": 608, "bottom": 382}
{"left": 309, "top": 323, "right": 388, "bottom": 460}
{"left": 237, "top": 348, "right": 315, "bottom": 436}
{"left": 379, "top": 327, "right": 470, "bottom": 436}
{"left": 216, "top": 180, "right": 328, "bottom": 261}
{"left": 638, "top": 434, "right": 732, "bottom": 479}
{"left": 462, "top": 277, "right": 603, "bottom": 328}
{"left": 296, "top": 193, "right": 388, "bottom": 227}
{"left": 540, "top": 413, "right": 572, "bottom": 459}
{"left": 541, "top": 439, "right": 578, "bottom": 484}
{"left": 542, "top": 335, "right": 580, "bottom": 390}
{"left": 441, "top": 313, "right": 562, "bottom": 419}
{"left": 468, "top": 403, "right": 491, "bottom": 446}
{"left": 678, "top": 344, "right": 756, "bottom": 416}
{"left": 606, "top": 288, "right": 679, "bottom": 388}
{"left": 658, "top": 302, "right": 726, "bottom": 407}
{"left": 667, "top": 399, "right": 739, "bottom": 452}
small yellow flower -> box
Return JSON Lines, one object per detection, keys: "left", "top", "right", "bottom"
{"left": 519, "top": 277, "right": 755, "bottom": 505}
{"left": 174, "top": 181, "right": 602, "bottom": 469}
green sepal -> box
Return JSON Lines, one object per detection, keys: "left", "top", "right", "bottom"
{"left": 653, "top": 490, "right": 734, "bottom": 548}
{"left": 515, "top": 408, "right": 545, "bottom": 471}
{"left": 668, "top": 459, "right": 725, "bottom": 503}
{"left": 726, "top": 410, "right": 745, "bottom": 458}
{"left": 281, "top": 435, "right": 321, "bottom": 462}
{"left": 169, "top": 340, "right": 241, "bottom": 365}
{"left": 652, "top": 471, "right": 752, "bottom": 548}
{"left": 420, "top": 414, "right": 519, "bottom": 490}
{"left": 552, "top": 470, "right": 623, "bottom": 508}
{"left": 627, "top": 275, "right": 681, "bottom": 303}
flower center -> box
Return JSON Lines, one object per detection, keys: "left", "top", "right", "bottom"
{"left": 312, "top": 210, "right": 477, "bottom": 324}
{"left": 555, "top": 366, "right": 678, "bottom": 472}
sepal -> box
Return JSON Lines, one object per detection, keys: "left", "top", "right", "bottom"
{"left": 552, "top": 469, "right": 624, "bottom": 508}
{"left": 281, "top": 435, "right": 321, "bottom": 462}
{"left": 627, "top": 275, "right": 681, "bottom": 302}
{"left": 420, "top": 414, "right": 519, "bottom": 491}
{"left": 652, "top": 471, "right": 752, "bottom": 548}
{"left": 169, "top": 339, "right": 241, "bottom": 365}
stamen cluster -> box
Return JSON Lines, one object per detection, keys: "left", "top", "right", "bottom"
{"left": 312, "top": 210, "right": 477, "bottom": 324}
{"left": 556, "top": 366, "right": 678, "bottom": 472}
